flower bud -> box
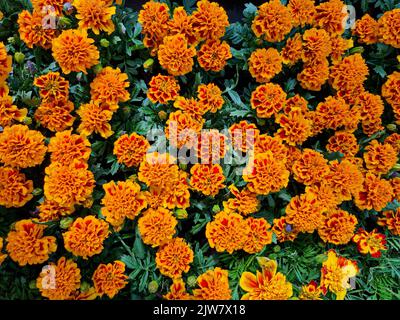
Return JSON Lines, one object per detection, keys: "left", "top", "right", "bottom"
{"left": 268, "top": 253, "right": 277, "bottom": 260}
{"left": 58, "top": 16, "right": 72, "bottom": 28}
{"left": 350, "top": 46, "right": 364, "bottom": 54}
{"left": 143, "top": 58, "right": 154, "bottom": 69}
{"left": 273, "top": 245, "right": 281, "bottom": 253}
{"left": 175, "top": 209, "right": 188, "bottom": 219}
{"left": 393, "top": 163, "right": 400, "bottom": 171}
{"left": 158, "top": 110, "right": 167, "bottom": 120}
{"left": 7, "top": 36, "right": 15, "bottom": 45}
{"left": 179, "top": 163, "right": 187, "bottom": 171}
{"left": 32, "top": 188, "right": 42, "bottom": 196}
{"left": 23, "top": 117, "right": 32, "bottom": 125}
{"left": 122, "top": 105, "right": 130, "bottom": 114}
{"left": 80, "top": 281, "right": 91, "bottom": 292}
{"left": 128, "top": 174, "right": 138, "bottom": 181}
{"left": 386, "top": 123, "right": 397, "bottom": 132}
{"left": 257, "top": 119, "right": 266, "bottom": 126}
{"left": 212, "top": 204, "right": 220, "bottom": 213}
{"left": 148, "top": 280, "right": 159, "bottom": 294}
{"left": 187, "top": 276, "right": 197, "bottom": 288}
{"left": 60, "top": 217, "right": 74, "bottom": 229}
{"left": 29, "top": 280, "right": 37, "bottom": 290}
{"left": 315, "top": 254, "right": 328, "bottom": 263}
{"left": 100, "top": 39, "right": 110, "bottom": 48}
{"left": 14, "top": 52, "right": 25, "bottom": 64}
{"left": 93, "top": 64, "right": 103, "bottom": 74}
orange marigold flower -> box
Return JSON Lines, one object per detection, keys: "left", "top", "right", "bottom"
{"left": 74, "top": 0, "right": 116, "bottom": 35}
{"left": 285, "top": 192, "right": 326, "bottom": 233}
{"left": 327, "top": 131, "right": 359, "bottom": 157}
{"left": 354, "top": 91, "right": 384, "bottom": 123}
{"left": 229, "top": 120, "right": 259, "bottom": 153}
{"left": 77, "top": 101, "right": 117, "bottom": 139}
{"left": 288, "top": 0, "right": 316, "bottom": 27}
{"left": 113, "top": 133, "right": 150, "bottom": 168}
{"left": 272, "top": 216, "right": 299, "bottom": 242}
{"left": 168, "top": 7, "right": 198, "bottom": 46}
{"left": 196, "top": 129, "right": 227, "bottom": 164}
{"left": 318, "top": 209, "right": 357, "bottom": 245}
{"left": 90, "top": 67, "right": 130, "bottom": 105}
{"left": 197, "top": 40, "right": 232, "bottom": 72}
{"left": 0, "top": 238, "right": 7, "bottom": 265}
{"left": 0, "top": 124, "right": 46, "bottom": 169}
{"left": 243, "top": 217, "right": 273, "bottom": 254}
{"left": 0, "top": 167, "right": 33, "bottom": 208}
{"left": 92, "top": 261, "right": 128, "bottom": 299}
{"left": 352, "top": 228, "right": 387, "bottom": 258}
{"left": 17, "top": 10, "right": 57, "bottom": 49}
{"left": 250, "top": 83, "right": 286, "bottom": 119}
{"left": 69, "top": 287, "right": 98, "bottom": 301}
{"left": 192, "top": 0, "right": 229, "bottom": 40}
{"left": 197, "top": 83, "right": 224, "bottom": 113}
{"left": 0, "top": 93, "right": 27, "bottom": 127}
{"left": 138, "top": 207, "right": 177, "bottom": 247}
{"left": 285, "top": 145, "right": 302, "bottom": 172}
{"left": 330, "top": 36, "right": 353, "bottom": 63}
{"left": 34, "top": 99, "right": 75, "bottom": 132}
{"left": 254, "top": 134, "right": 288, "bottom": 163}
{"left": 302, "top": 28, "right": 332, "bottom": 63}
{"left": 252, "top": 0, "right": 292, "bottom": 43}
{"left": 34, "top": 72, "right": 69, "bottom": 102}
{"left": 155, "top": 237, "right": 194, "bottom": 279}
{"left": 165, "top": 171, "right": 191, "bottom": 210}
{"left": 164, "top": 279, "right": 191, "bottom": 300}
{"left": 223, "top": 185, "right": 260, "bottom": 216}
{"left": 281, "top": 33, "right": 303, "bottom": 65}
{"left": 38, "top": 199, "right": 75, "bottom": 222}
{"left": 44, "top": 160, "right": 95, "bottom": 207}
{"left": 101, "top": 180, "right": 147, "bottom": 229}
{"left": 37, "top": 257, "right": 81, "bottom": 300}
{"left": 6, "top": 219, "right": 57, "bottom": 266}
{"left": 392, "top": 177, "right": 400, "bottom": 201}
{"left": 240, "top": 260, "right": 293, "bottom": 300}
{"left": 314, "top": 96, "right": 350, "bottom": 131}
{"left": 52, "top": 29, "right": 99, "bottom": 74}
{"left": 173, "top": 96, "right": 206, "bottom": 118}
{"left": 306, "top": 181, "right": 340, "bottom": 211}
{"left": 243, "top": 151, "right": 289, "bottom": 195}
{"left": 0, "top": 42, "right": 12, "bottom": 82}
{"left": 276, "top": 108, "right": 312, "bottom": 146}
{"left": 378, "top": 8, "right": 400, "bottom": 48}
{"left": 378, "top": 207, "right": 400, "bottom": 236}
{"left": 385, "top": 133, "right": 400, "bottom": 154}
{"left": 292, "top": 149, "right": 330, "bottom": 185}
{"left": 158, "top": 34, "right": 196, "bottom": 76}
{"left": 382, "top": 71, "right": 400, "bottom": 110}
{"left": 314, "top": 0, "right": 347, "bottom": 35}
{"left": 299, "top": 281, "right": 322, "bottom": 300}
{"left": 143, "top": 187, "right": 169, "bottom": 209}
{"left": 31, "top": 0, "right": 68, "bottom": 15}
{"left": 190, "top": 163, "right": 225, "bottom": 197}
{"left": 193, "top": 267, "right": 231, "bottom": 300}
{"left": 297, "top": 59, "right": 329, "bottom": 91}
{"left": 248, "top": 48, "right": 282, "bottom": 83}
{"left": 284, "top": 94, "right": 308, "bottom": 114}
{"left": 354, "top": 173, "right": 393, "bottom": 212}
{"left": 353, "top": 14, "right": 379, "bottom": 45}
{"left": 364, "top": 140, "right": 397, "bottom": 176}
{"left": 147, "top": 74, "right": 180, "bottom": 105}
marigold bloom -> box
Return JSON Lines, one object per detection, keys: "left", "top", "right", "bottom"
{"left": 385, "top": 133, "right": 400, "bottom": 154}
{"left": 276, "top": 108, "right": 312, "bottom": 146}
{"left": 196, "top": 129, "right": 227, "bottom": 164}
{"left": 113, "top": 133, "right": 150, "bottom": 168}
{"left": 254, "top": 134, "right": 288, "bottom": 163}
{"left": 193, "top": 267, "right": 231, "bottom": 300}
{"left": 197, "top": 40, "right": 232, "bottom": 72}
{"left": 168, "top": 7, "right": 198, "bottom": 46}
{"left": 330, "top": 54, "right": 368, "bottom": 92}
{"left": 44, "top": 160, "right": 95, "bottom": 207}
{"left": 378, "top": 9, "right": 400, "bottom": 48}
{"left": 223, "top": 185, "right": 260, "bottom": 216}
{"left": 299, "top": 281, "right": 322, "bottom": 300}
{"left": 192, "top": 0, "right": 229, "bottom": 40}
{"left": 327, "top": 131, "right": 358, "bottom": 157}
{"left": 314, "top": 0, "right": 347, "bottom": 35}
{"left": 35, "top": 99, "right": 75, "bottom": 132}
{"left": 6, "top": 219, "right": 57, "bottom": 266}
{"left": 297, "top": 59, "right": 329, "bottom": 91}
{"left": 63, "top": 216, "right": 110, "bottom": 259}
{"left": 164, "top": 279, "right": 191, "bottom": 300}
{"left": 155, "top": 237, "right": 194, "bottom": 279}
{"left": 243, "top": 217, "right": 273, "bottom": 254}
{"left": 174, "top": 96, "right": 206, "bottom": 118}
{"left": 378, "top": 208, "right": 400, "bottom": 236}
{"left": 34, "top": 72, "right": 69, "bottom": 102}
{"left": 285, "top": 145, "right": 302, "bottom": 172}
{"left": 292, "top": 149, "right": 330, "bottom": 185}
{"left": 0, "top": 94, "right": 27, "bottom": 127}
{"left": 364, "top": 140, "right": 397, "bottom": 176}
{"left": 306, "top": 181, "right": 340, "bottom": 212}
{"left": 190, "top": 163, "right": 225, "bottom": 197}
{"left": 77, "top": 101, "right": 116, "bottom": 138}
{"left": 272, "top": 216, "right": 299, "bottom": 242}
{"left": 352, "top": 229, "right": 387, "bottom": 258}
{"left": 314, "top": 96, "right": 350, "bottom": 131}
{"left": 0, "top": 238, "right": 7, "bottom": 265}
{"left": 318, "top": 209, "right": 357, "bottom": 245}
{"left": 392, "top": 177, "right": 400, "bottom": 202}
{"left": 74, "top": 0, "right": 116, "bottom": 35}
{"left": 0, "top": 42, "right": 12, "bottom": 83}
{"left": 281, "top": 33, "right": 303, "bottom": 65}
{"left": 0, "top": 167, "right": 33, "bottom": 208}
{"left": 38, "top": 199, "right": 75, "bottom": 222}
{"left": 0, "top": 125, "right": 47, "bottom": 169}
{"left": 52, "top": 29, "right": 99, "bottom": 74}
{"left": 147, "top": 74, "right": 180, "bottom": 104}
{"left": 250, "top": 83, "right": 286, "bottom": 119}
{"left": 240, "top": 260, "right": 293, "bottom": 300}
{"left": 229, "top": 121, "right": 259, "bottom": 153}
{"left": 330, "top": 36, "right": 353, "bottom": 63}
{"left": 382, "top": 72, "right": 400, "bottom": 116}
{"left": 165, "top": 171, "right": 191, "bottom": 210}
{"left": 354, "top": 91, "right": 384, "bottom": 123}
{"left": 197, "top": 83, "right": 224, "bottom": 113}
{"left": 302, "top": 28, "right": 332, "bottom": 63}
{"left": 353, "top": 14, "right": 379, "bottom": 45}
{"left": 288, "top": 0, "right": 316, "bottom": 27}
{"left": 158, "top": 34, "right": 196, "bottom": 76}
{"left": 252, "top": 0, "right": 292, "bottom": 43}
{"left": 31, "top": 0, "right": 68, "bottom": 15}
{"left": 101, "top": 180, "right": 147, "bottom": 229}
{"left": 248, "top": 48, "right": 282, "bottom": 83}
{"left": 37, "top": 257, "right": 81, "bottom": 300}
{"left": 284, "top": 94, "right": 308, "bottom": 115}
{"left": 92, "top": 261, "right": 128, "bottom": 299}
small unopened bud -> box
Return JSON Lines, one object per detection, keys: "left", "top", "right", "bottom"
{"left": 14, "top": 52, "right": 25, "bottom": 64}
{"left": 158, "top": 110, "right": 167, "bottom": 120}
{"left": 23, "top": 117, "right": 32, "bottom": 125}
{"left": 386, "top": 123, "right": 397, "bottom": 132}
{"left": 80, "top": 282, "right": 90, "bottom": 292}
{"left": 175, "top": 209, "right": 188, "bottom": 219}
{"left": 7, "top": 36, "right": 15, "bottom": 45}
{"left": 29, "top": 280, "right": 37, "bottom": 290}
{"left": 93, "top": 64, "right": 103, "bottom": 74}
{"left": 187, "top": 276, "right": 197, "bottom": 288}
{"left": 100, "top": 39, "right": 110, "bottom": 48}
{"left": 315, "top": 254, "right": 328, "bottom": 263}
{"left": 143, "top": 58, "right": 154, "bottom": 69}
{"left": 273, "top": 245, "right": 281, "bottom": 253}
{"left": 128, "top": 174, "right": 138, "bottom": 181}
{"left": 393, "top": 163, "right": 400, "bottom": 171}
{"left": 148, "top": 280, "right": 159, "bottom": 294}
{"left": 212, "top": 204, "right": 220, "bottom": 213}
{"left": 179, "top": 163, "right": 187, "bottom": 171}
{"left": 58, "top": 16, "right": 72, "bottom": 28}
{"left": 350, "top": 46, "right": 364, "bottom": 54}
{"left": 60, "top": 217, "right": 74, "bottom": 229}
{"left": 32, "top": 188, "right": 42, "bottom": 196}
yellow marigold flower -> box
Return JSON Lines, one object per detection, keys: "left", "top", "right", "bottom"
{"left": 320, "top": 250, "right": 358, "bottom": 300}
{"left": 155, "top": 237, "right": 194, "bottom": 279}
{"left": 314, "top": 96, "right": 350, "bottom": 131}
{"left": 248, "top": 48, "right": 282, "bottom": 83}
{"left": 164, "top": 279, "right": 191, "bottom": 300}
{"left": 6, "top": 219, "right": 57, "bottom": 266}
{"left": 243, "top": 217, "right": 273, "bottom": 254}
{"left": 92, "top": 261, "right": 128, "bottom": 299}
{"left": 193, "top": 267, "right": 231, "bottom": 300}
{"left": 77, "top": 100, "right": 116, "bottom": 139}
{"left": 0, "top": 42, "right": 12, "bottom": 83}
{"left": 254, "top": 134, "right": 288, "bottom": 163}
{"left": 292, "top": 149, "right": 330, "bottom": 186}
{"left": 240, "top": 260, "right": 293, "bottom": 300}
{"left": 113, "top": 133, "right": 150, "bottom": 168}
{"left": 355, "top": 91, "right": 384, "bottom": 122}
{"left": 272, "top": 216, "right": 299, "bottom": 242}
{"left": 298, "top": 59, "right": 330, "bottom": 91}
{"left": 197, "top": 40, "right": 232, "bottom": 72}
{"left": 168, "top": 7, "right": 198, "bottom": 46}
{"left": 197, "top": 83, "right": 224, "bottom": 113}
{"left": 229, "top": 120, "right": 259, "bottom": 153}
{"left": 74, "top": 0, "right": 116, "bottom": 35}
{"left": 364, "top": 140, "right": 397, "bottom": 176}
{"left": 158, "top": 34, "right": 196, "bottom": 76}
{"left": 243, "top": 151, "right": 289, "bottom": 195}
{"left": 299, "top": 281, "right": 322, "bottom": 300}
{"left": 196, "top": 129, "right": 227, "bottom": 164}
{"left": 250, "top": 83, "right": 286, "bottom": 119}
{"left": 354, "top": 173, "right": 393, "bottom": 212}
{"left": 0, "top": 93, "right": 28, "bottom": 127}
{"left": 353, "top": 14, "right": 379, "bottom": 45}
{"left": 52, "top": 29, "right": 100, "bottom": 74}
{"left": 318, "top": 209, "right": 357, "bottom": 245}
{"left": 17, "top": 10, "right": 57, "bottom": 49}
{"left": 0, "top": 167, "right": 33, "bottom": 208}
{"left": 192, "top": 0, "right": 229, "bottom": 40}
{"left": 288, "top": 0, "right": 316, "bottom": 27}
{"left": 31, "top": 0, "right": 68, "bottom": 15}
{"left": 352, "top": 229, "right": 387, "bottom": 258}
{"left": 101, "top": 180, "right": 147, "bottom": 229}
{"left": 330, "top": 36, "right": 353, "bottom": 63}
{"left": 378, "top": 8, "right": 400, "bottom": 48}
{"left": 314, "top": 0, "right": 347, "bottom": 35}
{"left": 90, "top": 67, "right": 130, "bottom": 105}
{"left": 302, "top": 28, "right": 332, "bottom": 63}
{"left": 327, "top": 131, "right": 358, "bottom": 157}
{"left": 285, "top": 192, "right": 326, "bottom": 233}
{"left": 38, "top": 199, "right": 75, "bottom": 222}
{"left": 44, "top": 160, "right": 95, "bottom": 207}
{"left": 281, "top": 33, "right": 303, "bottom": 65}
{"left": 0, "top": 125, "right": 47, "bottom": 169}
{"left": 37, "top": 257, "right": 81, "bottom": 300}
{"left": 138, "top": 207, "right": 177, "bottom": 247}
{"left": 382, "top": 71, "right": 400, "bottom": 110}
{"left": 34, "top": 72, "right": 69, "bottom": 102}
{"left": 223, "top": 185, "right": 260, "bottom": 216}
{"left": 276, "top": 108, "right": 312, "bottom": 146}
{"left": 0, "top": 238, "right": 7, "bottom": 265}
{"left": 378, "top": 207, "right": 400, "bottom": 236}
{"left": 147, "top": 74, "right": 180, "bottom": 105}
{"left": 385, "top": 133, "right": 400, "bottom": 154}
{"left": 252, "top": 0, "right": 292, "bottom": 43}
{"left": 190, "top": 163, "right": 225, "bottom": 197}
{"left": 35, "top": 99, "right": 75, "bottom": 132}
